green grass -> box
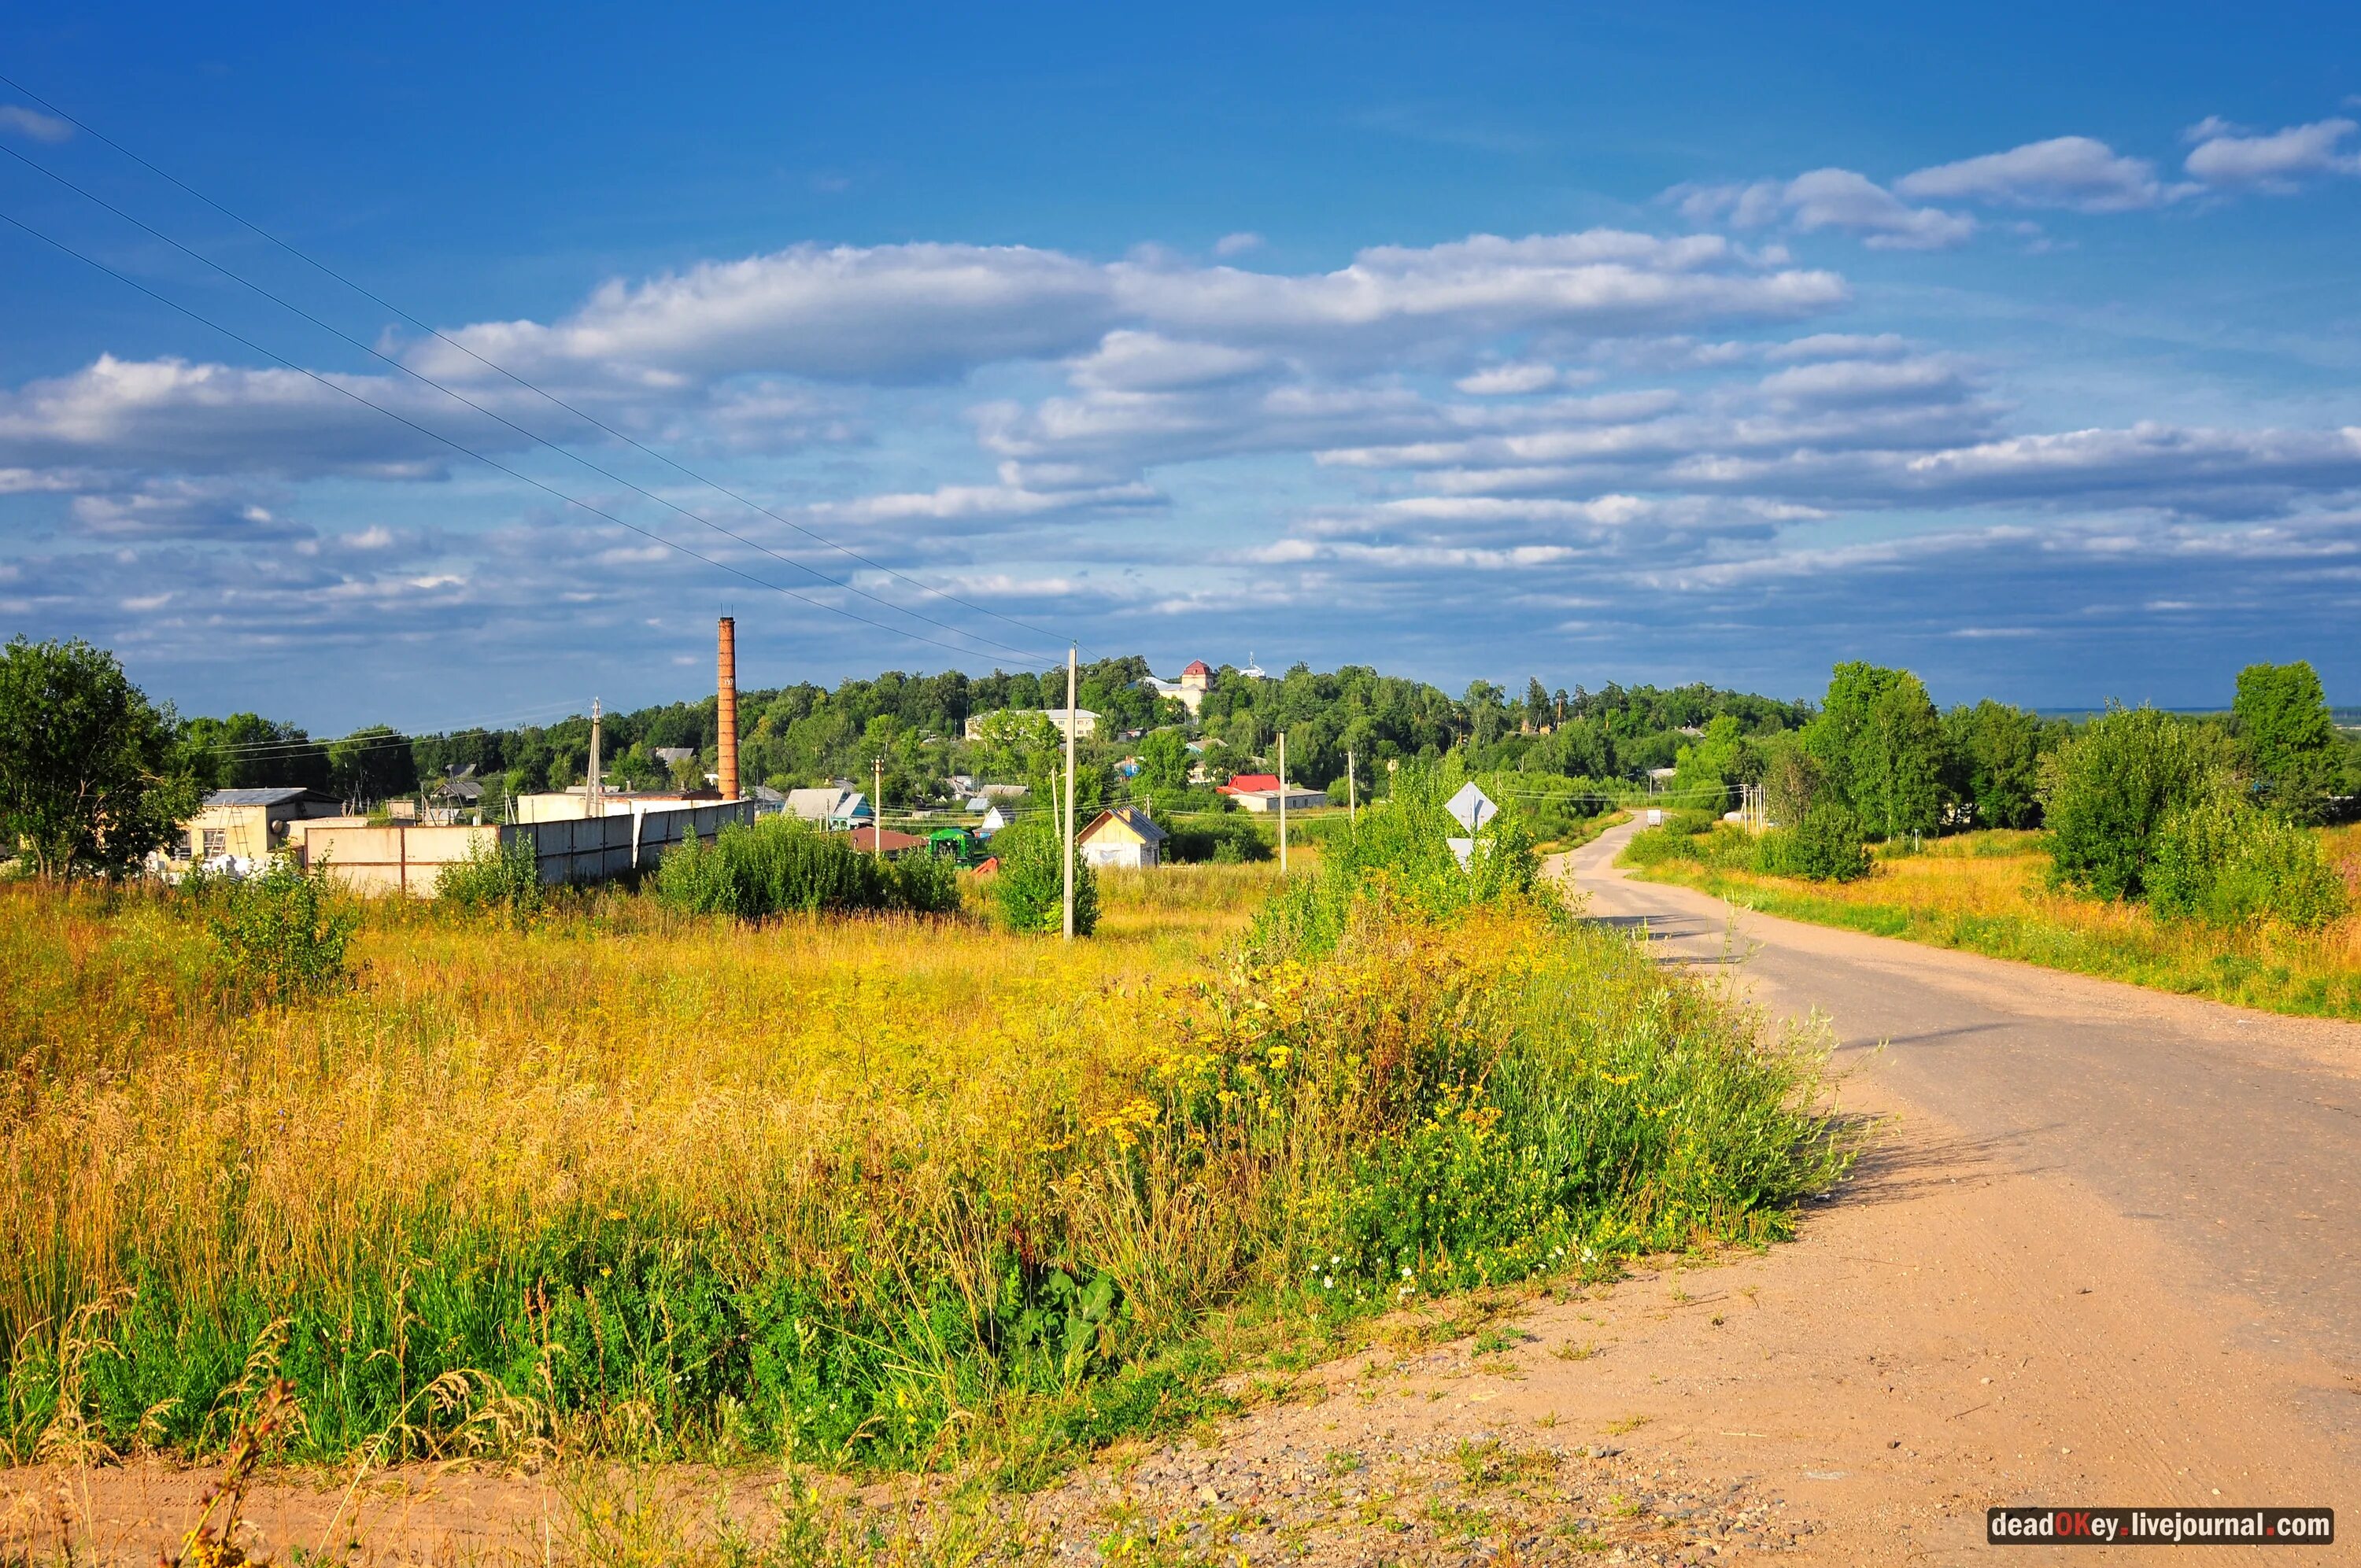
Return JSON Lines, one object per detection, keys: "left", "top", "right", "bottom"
{"left": 3, "top": 824, "right": 1851, "bottom": 1481}
{"left": 1620, "top": 825, "right": 2361, "bottom": 1020}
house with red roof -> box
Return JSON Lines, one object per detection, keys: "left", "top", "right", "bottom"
{"left": 1218, "top": 773, "right": 1328, "bottom": 814}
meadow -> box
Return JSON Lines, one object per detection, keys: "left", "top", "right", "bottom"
{"left": 1620, "top": 822, "right": 2361, "bottom": 1020}
{"left": 2, "top": 814, "right": 1849, "bottom": 1485}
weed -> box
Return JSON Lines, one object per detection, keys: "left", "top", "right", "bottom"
{"left": 1453, "top": 1436, "right": 1558, "bottom": 1490}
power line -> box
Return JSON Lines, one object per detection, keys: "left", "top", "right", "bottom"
{"left": 0, "top": 71, "right": 1081, "bottom": 659}
{"left": 0, "top": 205, "right": 1061, "bottom": 667}
{"left": 0, "top": 142, "right": 1058, "bottom": 669}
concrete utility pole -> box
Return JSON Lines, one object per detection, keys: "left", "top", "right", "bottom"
{"left": 1062, "top": 644, "right": 1078, "bottom": 940}
{"left": 1277, "top": 730, "right": 1288, "bottom": 876}
{"left": 587, "top": 697, "right": 603, "bottom": 815}
{"left": 873, "top": 757, "right": 884, "bottom": 864}
{"left": 1347, "top": 746, "right": 1356, "bottom": 830}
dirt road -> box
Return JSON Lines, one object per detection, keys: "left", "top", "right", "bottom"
{"left": 1535, "top": 820, "right": 2361, "bottom": 1561}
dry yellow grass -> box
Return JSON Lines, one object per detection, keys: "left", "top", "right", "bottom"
{"left": 1627, "top": 825, "right": 2361, "bottom": 1018}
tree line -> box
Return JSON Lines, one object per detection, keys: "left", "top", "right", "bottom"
{"left": 3, "top": 633, "right": 2354, "bottom": 884}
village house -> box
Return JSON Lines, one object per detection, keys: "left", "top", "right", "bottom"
{"left": 1077, "top": 805, "right": 1168, "bottom": 869}
{"left": 963, "top": 708, "right": 1099, "bottom": 740}
{"left": 1217, "top": 772, "right": 1328, "bottom": 814}
{"left": 846, "top": 825, "right": 926, "bottom": 859}
{"left": 785, "top": 786, "right": 873, "bottom": 828}
{"left": 176, "top": 787, "right": 349, "bottom": 866}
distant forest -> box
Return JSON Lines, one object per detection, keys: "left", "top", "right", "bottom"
{"left": 189, "top": 657, "right": 1806, "bottom": 813}
{"left": 184, "top": 654, "right": 2359, "bottom": 833}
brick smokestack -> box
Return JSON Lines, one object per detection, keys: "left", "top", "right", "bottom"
{"left": 716, "top": 616, "right": 740, "bottom": 800}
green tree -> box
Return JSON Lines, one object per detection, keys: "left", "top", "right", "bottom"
{"left": 179, "top": 712, "right": 331, "bottom": 792}
{"left": 329, "top": 724, "right": 419, "bottom": 803}
{"left": 1136, "top": 727, "right": 1191, "bottom": 794}
{"left": 1941, "top": 700, "right": 2047, "bottom": 829}
{"left": 1855, "top": 676, "right": 1947, "bottom": 839}
{"left": 2231, "top": 660, "right": 2337, "bottom": 822}
{"left": 1806, "top": 663, "right": 1945, "bottom": 839}
{"left": 1668, "top": 714, "right": 1753, "bottom": 807}
{"left": 988, "top": 817, "right": 1099, "bottom": 935}
{"left": 0, "top": 636, "right": 202, "bottom": 879}
{"left": 2041, "top": 707, "right": 2230, "bottom": 900}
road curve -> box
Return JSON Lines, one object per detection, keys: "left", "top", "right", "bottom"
{"left": 1560, "top": 819, "right": 2361, "bottom": 1449}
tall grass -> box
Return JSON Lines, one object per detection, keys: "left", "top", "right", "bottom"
{"left": 1623, "top": 823, "right": 2361, "bottom": 1019}
{"left": 2, "top": 827, "right": 1848, "bottom": 1474}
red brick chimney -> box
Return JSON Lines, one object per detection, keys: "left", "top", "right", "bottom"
{"left": 716, "top": 616, "right": 740, "bottom": 800}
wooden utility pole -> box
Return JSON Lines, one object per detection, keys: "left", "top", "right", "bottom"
{"left": 1062, "top": 644, "right": 1077, "bottom": 940}
{"left": 873, "top": 757, "right": 884, "bottom": 863}
{"left": 1277, "top": 731, "right": 1288, "bottom": 876}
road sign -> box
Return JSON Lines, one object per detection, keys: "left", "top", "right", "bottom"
{"left": 1444, "top": 783, "right": 1497, "bottom": 832}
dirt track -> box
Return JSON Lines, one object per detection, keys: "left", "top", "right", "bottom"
{"left": 9, "top": 829, "right": 2359, "bottom": 1564}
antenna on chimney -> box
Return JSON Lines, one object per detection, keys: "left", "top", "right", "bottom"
{"left": 716, "top": 616, "right": 740, "bottom": 801}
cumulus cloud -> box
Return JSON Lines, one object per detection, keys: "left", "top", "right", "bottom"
{"left": 2183, "top": 116, "right": 2361, "bottom": 187}
{"left": 1895, "top": 135, "right": 2173, "bottom": 212}
{"left": 1677, "top": 170, "right": 1974, "bottom": 249}
{"left": 0, "top": 356, "right": 473, "bottom": 478}
{"left": 1212, "top": 231, "right": 1264, "bottom": 257}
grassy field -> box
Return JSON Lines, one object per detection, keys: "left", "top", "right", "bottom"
{"left": 2, "top": 835, "right": 1848, "bottom": 1486}
{"left": 1620, "top": 823, "right": 2361, "bottom": 1020}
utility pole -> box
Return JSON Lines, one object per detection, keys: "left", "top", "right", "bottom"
{"left": 587, "top": 697, "right": 603, "bottom": 816}
{"left": 873, "top": 756, "right": 884, "bottom": 864}
{"left": 1347, "top": 746, "right": 1356, "bottom": 830}
{"left": 1062, "top": 644, "right": 1077, "bottom": 940}
{"left": 1277, "top": 730, "right": 1288, "bottom": 876}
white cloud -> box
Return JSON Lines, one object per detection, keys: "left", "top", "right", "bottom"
{"left": 1757, "top": 356, "right": 1967, "bottom": 408}
{"left": 1895, "top": 135, "right": 2173, "bottom": 212}
{"left": 2183, "top": 116, "right": 2361, "bottom": 187}
{"left": 1455, "top": 362, "right": 1563, "bottom": 395}
{"left": 1679, "top": 171, "right": 1973, "bottom": 250}
{"left": 1212, "top": 232, "right": 1265, "bottom": 257}
{"left": 408, "top": 231, "right": 1842, "bottom": 390}
{"left": 0, "top": 105, "right": 71, "bottom": 143}
{"left": 1762, "top": 332, "right": 1912, "bottom": 363}
{"left": 0, "top": 355, "right": 469, "bottom": 478}
{"left": 1066, "top": 331, "right": 1273, "bottom": 392}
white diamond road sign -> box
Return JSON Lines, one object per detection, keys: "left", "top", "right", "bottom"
{"left": 1444, "top": 783, "right": 1497, "bottom": 832}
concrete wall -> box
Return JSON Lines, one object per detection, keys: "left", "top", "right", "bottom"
{"left": 304, "top": 799, "right": 754, "bottom": 897}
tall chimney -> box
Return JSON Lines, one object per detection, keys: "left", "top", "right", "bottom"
{"left": 716, "top": 615, "right": 740, "bottom": 800}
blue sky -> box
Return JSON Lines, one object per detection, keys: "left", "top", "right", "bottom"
{"left": 4, "top": 2, "right": 2359, "bottom": 729}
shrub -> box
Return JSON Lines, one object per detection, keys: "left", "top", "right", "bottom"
{"left": 1164, "top": 815, "right": 1270, "bottom": 865}
{"left": 200, "top": 857, "right": 359, "bottom": 1002}
{"left": 988, "top": 817, "right": 1100, "bottom": 935}
{"left": 1247, "top": 763, "right": 1540, "bottom": 961}
{"left": 434, "top": 833, "right": 543, "bottom": 923}
{"left": 1757, "top": 803, "right": 1873, "bottom": 883}
{"left": 2041, "top": 707, "right": 2231, "bottom": 900}
{"left": 884, "top": 850, "right": 963, "bottom": 915}
{"left": 653, "top": 817, "right": 955, "bottom": 919}
{"left": 2149, "top": 796, "right": 2350, "bottom": 930}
